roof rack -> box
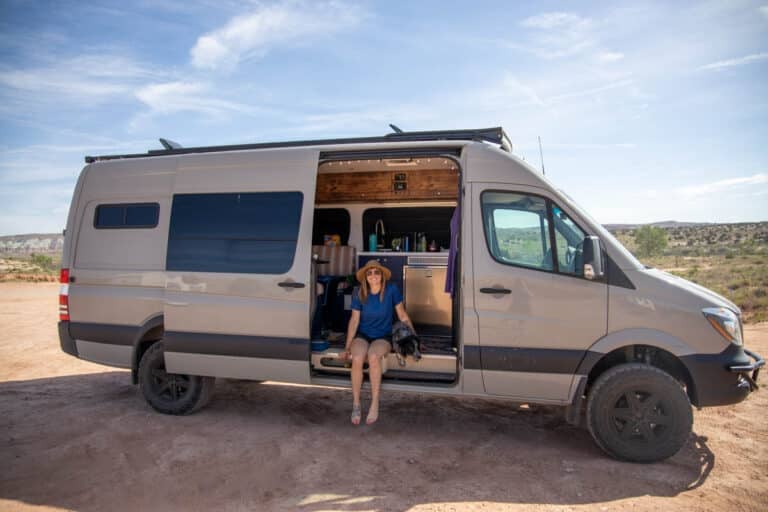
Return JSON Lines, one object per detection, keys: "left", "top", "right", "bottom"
{"left": 84, "top": 126, "right": 512, "bottom": 163}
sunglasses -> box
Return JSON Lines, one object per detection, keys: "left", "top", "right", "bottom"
{"left": 366, "top": 269, "right": 382, "bottom": 276}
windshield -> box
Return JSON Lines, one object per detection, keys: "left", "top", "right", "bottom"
{"left": 558, "top": 190, "right": 644, "bottom": 269}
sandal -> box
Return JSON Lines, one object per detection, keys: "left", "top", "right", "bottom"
{"left": 366, "top": 406, "right": 379, "bottom": 425}
{"left": 350, "top": 405, "right": 361, "bottom": 425}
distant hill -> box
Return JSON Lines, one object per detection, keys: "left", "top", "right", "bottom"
{"left": 604, "top": 221, "right": 715, "bottom": 231}
{"left": 0, "top": 234, "right": 63, "bottom": 255}
{"left": 610, "top": 222, "right": 768, "bottom": 252}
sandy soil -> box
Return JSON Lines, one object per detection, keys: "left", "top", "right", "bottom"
{"left": 1, "top": 282, "right": 766, "bottom": 512}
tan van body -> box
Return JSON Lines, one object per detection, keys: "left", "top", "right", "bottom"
{"left": 58, "top": 128, "right": 763, "bottom": 462}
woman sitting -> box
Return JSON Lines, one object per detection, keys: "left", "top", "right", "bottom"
{"left": 342, "top": 260, "right": 416, "bottom": 425}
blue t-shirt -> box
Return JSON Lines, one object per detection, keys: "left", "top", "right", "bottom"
{"left": 351, "top": 284, "right": 403, "bottom": 339}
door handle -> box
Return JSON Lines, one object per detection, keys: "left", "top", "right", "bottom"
{"left": 278, "top": 281, "right": 305, "bottom": 288}
{"left": 166, "top": 301, "right": 189, "bottom": 307}
{"left": 480, "top": 287, "right": 511, "bottom": 294}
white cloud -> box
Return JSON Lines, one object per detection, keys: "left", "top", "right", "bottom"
{"left": 760, "top": 5, "right": 768, "bottom": 19}
{"left": 0, "top": 54, "right": 163, "bottom": 108}
{"left": 598, "top": 51, "right": 624, "bottom": 62}
{"left": 500, "top": 75, "right": 547, "bottom": 107}
{"left": 549, "top": 79, "right": 634, "bottom": 102}
{"left": 698, "top": 52, "right": 768, "bottom": 71}
{"left": 190, "top": 0, "right": 365, "bottom": 71}
{"left": 676, "top": 173, "right": 768, "bottom": 198}
{"left": 135, "top": 81, "right": 256, "bottom": 117}
{"left": 521, "top": 12, "right": 590, "bottom": 30}
{"left": 516, "top": 11, "right": 595, "bottom": 59}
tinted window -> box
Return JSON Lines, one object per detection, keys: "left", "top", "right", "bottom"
{"left": 95, "top": 203, "right": 159, "bottom": 229}
{"left": 125, "top": 205, "right": 159, "bottom": 227}
{"left": 167, "top": 192, "right": 303, "bottom": 274}
{"left": 481, "top": 191, "right": 553, "bottom": 271}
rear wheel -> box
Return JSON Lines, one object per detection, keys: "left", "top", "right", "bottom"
{"left": 587, "top": 363, "right": 692, "bottom": 463}
{"left": 138, "top": 341, "right": 215, "bottom": 415}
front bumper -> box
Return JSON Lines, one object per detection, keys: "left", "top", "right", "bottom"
{"left": 682, "top": 345, "right": 764, "bottom": 407}
{"left": 728, "top": 348, "right": 764, "bottom": 392}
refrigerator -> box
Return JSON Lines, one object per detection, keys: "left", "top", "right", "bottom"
{"left": 403, "top": 265, "right": 452, "bottom": 333}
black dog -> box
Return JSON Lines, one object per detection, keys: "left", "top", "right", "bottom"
{"left": 391, "top": 321, "right": 422, "bottom": 366}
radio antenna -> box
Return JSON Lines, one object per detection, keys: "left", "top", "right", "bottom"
{"left": 538, "top": 136, "right": 546, "bottom": 176}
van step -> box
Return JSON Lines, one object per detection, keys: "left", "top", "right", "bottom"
{"left": 311, "top": 348, "right": 456, "bottom": 376}
{"left": 312, "top": 367, "right": 456, "bottom": 383}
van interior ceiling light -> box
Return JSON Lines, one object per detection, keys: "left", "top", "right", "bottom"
{"left": 384, "top": 158, "right": 417, "bottom": 167}
{"left": 703, "top": 307, "right": 743, "bottom": 345}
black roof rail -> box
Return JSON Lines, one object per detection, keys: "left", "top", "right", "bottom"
{"left": 84, "top": 126, "right": 511, "bottom": 163}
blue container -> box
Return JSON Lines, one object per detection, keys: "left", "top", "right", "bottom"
{"left": 368, "top": 233, "right": 377, "bottom": 252}
{"left": 311, "top": 340, "right": 330, "bottom": 352}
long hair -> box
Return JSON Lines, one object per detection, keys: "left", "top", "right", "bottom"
{"left": 359, "top": 275, "right": 387, "bottom": 304}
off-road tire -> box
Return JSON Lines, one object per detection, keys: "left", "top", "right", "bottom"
{"left": 587, "top": 363, "right": 692, "bottom": 463}
{"left": 138, "top": 341, "right": 215, "bottom": 415}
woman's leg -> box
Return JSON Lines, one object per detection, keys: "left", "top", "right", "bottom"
{"left": 349, "top": 338, "right": 369, "bottom": 424}
{"left": 366, "top": 339, "right": 392, "bottom": 424}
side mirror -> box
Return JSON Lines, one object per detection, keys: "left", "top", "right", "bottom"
{"left": 582, "top": 236, "right": 604, "bottom": 281}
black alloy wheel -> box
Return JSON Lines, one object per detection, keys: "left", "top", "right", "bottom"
{"left": 587, "top": 363, "right": 693, "bottom": 463}
{"left": 610, "top": 389, "right": 671, "bottom": 442}
{"left": 149, "top": 365, "right": 192, "bottom": 402}
{"left": 138, "top": 341, "right": 215, "bottom": 415}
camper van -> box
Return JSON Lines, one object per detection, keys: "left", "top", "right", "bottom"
{"left": 58, "top": 127, "right": 762, "bottom": 462}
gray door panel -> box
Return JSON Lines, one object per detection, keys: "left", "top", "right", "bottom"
{"left": 163, "top": 149, "right": 318, "bottom": 384}
{"left": 471, "top": 183, "right": 608, "bottom": 401}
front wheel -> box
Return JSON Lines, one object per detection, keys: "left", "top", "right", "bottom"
{"left": 138, "top": 341, "right": 215, "bottom": 415}
{"left": 586, "top": 363, "right": 692, "bottom": 463}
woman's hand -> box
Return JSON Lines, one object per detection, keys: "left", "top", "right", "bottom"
{"left": 340, "top": 348, "right": 351, "bottom": 360}
{"left": 395, "top": 302, "right": 417, "bottom": 335}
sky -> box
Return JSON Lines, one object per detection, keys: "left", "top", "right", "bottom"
{"left": 0, "top": 0, "right": 766, "bottom": 235}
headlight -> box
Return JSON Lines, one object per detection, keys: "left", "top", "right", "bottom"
{"left": 702, "top": 307, "right": 743, "bottom": 345}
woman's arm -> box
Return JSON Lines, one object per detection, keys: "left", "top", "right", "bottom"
{"left": 343, "top": 309, "right": 360, "bottom": 358}
{"left": 394, "top": 303, "right": 416, "bottom": 335}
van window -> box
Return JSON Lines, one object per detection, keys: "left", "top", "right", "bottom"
{"left": 167, "top": 192, "right": 303, "bottom": 274}
{"left": 481, "top": 191, "right": 553, "bottom": 271}
{"left": 94, "top": 203, "right": 159, "bottom": 229}
{"left": 362, "top": 206, "right": 454, "bottom": 250}
{"left": 552, "top": 206, "right": 587, "bottom": 277}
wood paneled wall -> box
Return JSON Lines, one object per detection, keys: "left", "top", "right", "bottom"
{"left": 315, "top": 169, "right": 459, "bottom": 203}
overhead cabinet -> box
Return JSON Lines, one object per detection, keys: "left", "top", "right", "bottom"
{"left": 315, "top": 169, "right": 459, "bottom": 204}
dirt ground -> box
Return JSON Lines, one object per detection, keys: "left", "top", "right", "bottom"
{"left": 1, "top": 283, "right": 766, "bottom": 512}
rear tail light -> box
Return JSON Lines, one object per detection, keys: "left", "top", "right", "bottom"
{"left": 59, "top": 269, "right": 70, "bottom": 321}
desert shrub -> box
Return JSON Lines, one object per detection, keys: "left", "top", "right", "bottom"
{"left": 635, "top": 226, "right": 668, "bottom": 257}
{"left": 30, "top": 253, "right": 54, "bottom": 271}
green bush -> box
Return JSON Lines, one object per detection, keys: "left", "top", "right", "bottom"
{"left": 634, "top": 226, "right": 668, "bottom": 258}
{"left": 30, "top": 253, "right": 54, "bottom": 271}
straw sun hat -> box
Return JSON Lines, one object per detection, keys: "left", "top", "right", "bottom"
{"left": 355, "top": 260, "right": 392, "bottom": 283}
